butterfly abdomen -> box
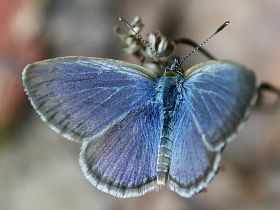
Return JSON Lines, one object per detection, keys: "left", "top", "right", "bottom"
{"left": 156, "top": 75, "right": 183, "bottom": 186}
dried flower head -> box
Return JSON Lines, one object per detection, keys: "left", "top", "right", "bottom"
{"left": 113, "top": 16, "right": 144, "bottom": 58}
{"left": 114, "top": 16, "right": 176, "bottom": 72}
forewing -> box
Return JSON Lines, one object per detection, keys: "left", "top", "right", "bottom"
{"left": 80, "top": 102, "right": 162, "bottom": 198}
{"left": 22, "top": 56, "right": 158, "bottom": 142}
{"left": 183, "top": 60, "right": 257, "bottom": 151}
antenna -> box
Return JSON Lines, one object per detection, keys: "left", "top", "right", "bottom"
{"left": 178, "top": 21, "right": 230, "bottom": 67}
{"left": 119, "top": 17, "right": 168, "bottom": 66}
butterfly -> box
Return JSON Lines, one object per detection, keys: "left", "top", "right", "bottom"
{"left": 22, "top": 54, "right": 258, "bottom": 198}
{"left": 22, "top": 16, "right": 259, "bottom": 198}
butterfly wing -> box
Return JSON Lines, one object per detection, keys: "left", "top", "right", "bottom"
{"left": 168, "top": 60, "right": 257, "bottom": 197}
{"left": 80, "top": 101, "right": 162, "bottom": 197}
{"left": 183, "top": 60, "right": 257, "bottom": 151}
{"left": 22, "top": 56, "right": 159, "bottom": 142}
{"left": 23, "top": 56, "right": 163, "bottom": 197}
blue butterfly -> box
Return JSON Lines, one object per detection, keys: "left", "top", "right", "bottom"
{"left": 22, "top": 17, "right": 259, "bottom": 198}
{"left": 22, "top": 54, "right": 257, "bottom": 198}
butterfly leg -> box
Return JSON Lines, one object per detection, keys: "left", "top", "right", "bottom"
{"left": 174, "top": 38, "right": 217, "bottom": 60}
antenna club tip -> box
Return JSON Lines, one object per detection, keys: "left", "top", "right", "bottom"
{"left": 118, "top": 17, "right": 123, "bottom": 21}
{"left": 215, "top": 20, "right": 231, "bottom": 34}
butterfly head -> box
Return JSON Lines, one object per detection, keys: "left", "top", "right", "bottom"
{"left": 165, "top": 56, "right": 183, "bottom": 76}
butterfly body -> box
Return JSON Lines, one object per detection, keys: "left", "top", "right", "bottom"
{"left": 22, "top": 56, "right": 257, "bottom": 198}
{"left": 156, "top": 74, "right": 183, "bottom": 185}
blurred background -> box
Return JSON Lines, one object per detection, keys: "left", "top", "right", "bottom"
{"left": 0, "top": 0, "right": 280, "bottom": 209}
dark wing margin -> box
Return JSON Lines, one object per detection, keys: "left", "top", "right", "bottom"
{"left": 22, "top": 56, "right": 159, "bottom": 143}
